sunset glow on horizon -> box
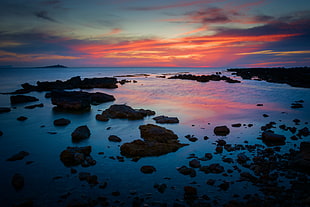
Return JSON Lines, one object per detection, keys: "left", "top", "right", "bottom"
{"left": 0, "top": 0, "right": 309, "bottom": 68}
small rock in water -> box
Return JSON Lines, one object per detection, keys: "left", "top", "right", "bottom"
{"left": 53, "top": 118, "right": 71, "bottom": 126}
{"left": 153, "top": 115, "right": 179, "bottom": 124}
{"left": 71, "top": 125, "right": 91, "bottom": 142}
{"left": 140, "top": 165, "right": 156, "bottom": 174}
{"left": 214, "top": 126, "right": 230, "bottom": 136}
{"left": 17, "top": 116, "right": 28, "bottom": 121}
{"left": 7, "top": 151, "right": 29, "bottom": 161}
{"left": 108, "top": 135, "right": 122, "bottom": 142}
{"left": 189, "top": 159, "right": 201, "bottom": 168}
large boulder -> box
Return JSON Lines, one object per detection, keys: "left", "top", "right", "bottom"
{"left": 262, "top": 131, "right": 286, "bottom": 144}
{"left": 51, "top": 90, "right": 115, "bottom": 111}
{"left": 120, "top": 124, "right": 188, "bottom": 157}
{"left": 71, "top": 125, "right": 91, "bottom": 142}
{"left": 60, "top": 146, "right": 95, "bottom": 167}
{"left": 214, "top": 126, "right": 230, "bottom": 136}
{"left": 100, "top": 104, "right": 155, "bottom": 120}
{"left": 10, "top": 95, "right": 38, "bottom": 104}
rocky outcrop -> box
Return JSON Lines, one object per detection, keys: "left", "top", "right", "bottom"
{"left": 11, "top": 76, "right": 118, "bottom": 94}
{"left": 227, "top": 67, "right": 310, "bottom": 88}
{"left": 120, "top": 124, "right": 188, "bottom": 157}
{"left": 60, "top": 146, "right": 95, "bottom": 167}
{"left": 214, "top": 125, "right": 230, "bottom": 136}
{"left": 10, "top": 95, "right": 38, "bottom": 104}
{"left": 169, "top": 74, "right": 241, "bottom": 83}
{"left": 99, "top": 104, "right": 155, "bottom": 120}
{"left": 51, "top": 90, "right": 115, "bottom": 111}
{"left": 71, "top": 125, "right": 91, "bottom": 142}
{"left": 153, "top": 115, "right": 179, "bottom": 123}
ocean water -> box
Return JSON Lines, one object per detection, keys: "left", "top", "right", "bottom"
{"left": 0, "top": 67, "right": 309, "bottom": 206}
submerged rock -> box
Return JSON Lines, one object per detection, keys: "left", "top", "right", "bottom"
{"left": 12, "top": 173, "right": 24, "bottom": 190}
{"left": 140, "top": 165, "right": 156, "bottom": 174}
{"left": 120, "top": 124, "right": 188, "bottom": 157}
{"left": 53, "top": 118, "right": 71, "bottom": 126}
{"left": 7, "top": 151, "right": 29, "bottom": 161}
{"left": 71, "top": 125, "right": 91, "bottom": 142}
{"left": 60, "top": 146, "right": 95, "bottom": 167}
{"left": 99, "top": 104, "right": 155, "bottom": 120}
{"left": 10, "top": 95, "right": 38, "bottom": 104}
{"left": 153, "top": 115, "right": 179, "bottom": 124}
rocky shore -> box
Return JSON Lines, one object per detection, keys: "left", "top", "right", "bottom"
{"left": 227, "top": 67, "right": 310, "bottom": 88}
{"left": 0, "top": 71, "right": 309, "bottom": 207}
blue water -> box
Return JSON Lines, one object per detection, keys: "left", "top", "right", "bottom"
{"left": 0, "top": 67, "right": 309, "bottom": 206}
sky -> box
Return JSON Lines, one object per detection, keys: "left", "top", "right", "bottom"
{"left": 0, "top": 0, "right": 310, "bottom": 68}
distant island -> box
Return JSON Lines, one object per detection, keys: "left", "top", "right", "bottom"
{"left": 36, "top": 64, "right": 68, "bottom": 68}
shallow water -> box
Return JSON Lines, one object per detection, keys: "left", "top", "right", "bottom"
{"left": 0, "top": 67, "right": 309, "bottom": 206}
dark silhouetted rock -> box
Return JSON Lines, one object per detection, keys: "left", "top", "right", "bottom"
{"left": 189, "top": 159, "right": 201, "bottom": 168}
{"left": 24, "top": 103, "right": 43, "bottom": 109}
{"left": 71, "top": 125, "right": 91, "bottom": 142}
{"left": 153, "top": 115, "right": 179, "bottom": 123}
{"left": 108, "top": 135, "right": 122, "bottom": 142}
{"left": 95, "top": 114, "right": 109, "bottom": 121}
{"left": 140, "top": 165, "right": 156, "bottom": 174}
{"left": 184, "top": 186, "right": 197, "bottom": 200}
{"left": 51, "top": 90, "right": 115, "bottom": 111}
{"left": 262, "top": 131, "right": 286, "bottom": 144}
{"left": 290, "top": 142, "right": 310, "bottom": 173}
{"left": 120, "top": 124, "right": 188, "bottom": 157}
{"left": 169, "top": 74, "right": 241, "bottom": 84}
{"left": 0, "top": 131, "right": 3, "bottom": 136}
{"left": 231, "top": 123, "right": 242, "bottom": 127}
{"left": 7, "top": 151, "right": 29, "bottom": 161}
{"left": 0, "top": 107, "right": 11, "bottom": 113}
{"left": 177, "top": 166, "right": 196, "bottom": 177}
{"left": 100, "top": 104, "right": 155, "bottom": 120}
{"left": 200, "top": 163, "right": 225, "bottom": 174}
{"left": 10, "top": 95, "right": 38, "bottom": 104}
{"left": 12, "top": 173, "right": 24, "bottom": 190}
{"left": 17, "top": 116, "right": 28, "bottom": 121}
{"left": 53, "top": 118, "right": 71, "bottom": 126}
{"left": 214, "top": 125, "right": 230, "bottom": 136}
{"left": 60, "top": 146, "right": 95, "bottom": 167}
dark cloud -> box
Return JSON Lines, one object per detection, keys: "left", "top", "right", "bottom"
{"left": 253, "top": 14, "right": 274, "bottom": 22}
{"left": 34, "top": 11, "right": 58, "bottom": 22}
{"left": 187, "top": 7, "right": 239, "bottom": 24}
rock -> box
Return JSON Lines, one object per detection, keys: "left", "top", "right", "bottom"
{"left": 71, "top": 125, "right": 91, "bottom": 142}
{"left": 108, "top": 135, "right": 122, "bottom": 142}
{"left": 10, "top": 95, "right": 38, "bottom": 104}
{"left": 7, "top": 151, "right": 29, "bottom": 161}
{"left": 231, "top": 123, "right": 242, "bottom": 127}
{"left": 189, "top": 159, "right": 201, "bottom": 168}
{"left": 298, "top": 127, "right": 309, "bottom": 137}
{"left": 183, "top": 186, "right": 197, "bottom": 200}
{"left": 237, "top": 153, "right": 249, "bottom": 164}
{"left": 262, "top": 131, "right": 286, "bottom": 144}
{"left": 78, "top": 172, "right": 91, "bottom": 180}
{"left": 204, "top": 153, "right": 213, "bottom": 160}
{"left": 0, "top": 107, "right": 11, "bottom": 113}
{"left": 139, "top": 124, "right": 178, "bottom": 142}
{"left": 216, "top": 139, "right": 227, "bottom": 146}
{"left": 24, "top": 103, "right": 44, "bottom": 109}
{"left": 100, "top": 104, "right": 155, "bottom": 120}
{"left": 154, "top": 183, "right": 167, "bottom": 193}
{"left": 51, "top": 90, "right": 115, "bottom": 111}
{"left": 263, "top": 114, "right": 269, "bottom": 117}
{"left": 215, "top": 146, "right": 223, "bottom": 153}
{"left": 53, "top": 118, "right": 71, "bottom": 126}
{"left": 214, "top": 126, "right": 230, "bottom": 136}
{"left": 206, "top": 179, "right": 216, "bottom": 186}
{"left": 290, "top": 142, "right": 310, "bottom": 173}
{"left": 153, "top": 115, "right": 179, "bottom": 124}
{"left": 95, "top": 114, "right": 109, "bottom": 122}
{"left": 177, "top": 166, "right": 196, "bottom": 177}
{"left": 140, "top": 165, "right": 156, "bottom": 174}
{"left": 17, "top": 116, "right": 28, "bottom": 121}
{"left": 169, "top": 74, "right": 240, "bottom": 84}
{"left": 60, "top": 146, "right": 95, "bottom": 167}
{"left": 185, "top": 134, "right": 198, "bottom": 142}
{"left": 200, "top": 163, "right": 224, "bottom": 174}
{"left": 0, "top": 131, "right": 3, "bottom": 136}
{"left": 218, "top": 181, "right": 230, "bottom": 191}
{"left": 12, "top": 173, "right": 24, "bottom": 190}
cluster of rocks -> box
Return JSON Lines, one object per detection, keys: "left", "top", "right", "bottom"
{"left": 227, "top": 67, "right": 310, "bottom": 88}
{"left": 10, "top": 76, "right": 118, "bottom": 94}
{"left": 168, "top": 74, "right": 241, "bottom": 83}
{"left": 51, "top": 90, "right": 115, "bottom": 111}
{"left": 96, "top": 104, "right": 155, "bottom": 121}
{"left": 10, "top": 95, "right": 39, "bottom": 104}
{"left": 120, "top": 124, "right": 188, "bottom": 157}
{"left": 60, "top": 146, "right": 95, "bottom": 167}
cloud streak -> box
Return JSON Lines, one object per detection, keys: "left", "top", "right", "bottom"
{"left": 34, "top": 11, "right": 58, "bottom": 22}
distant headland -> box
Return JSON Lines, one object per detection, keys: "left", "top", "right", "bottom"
{"left": 36, "top": 64, "right": 68, "bottom": 68}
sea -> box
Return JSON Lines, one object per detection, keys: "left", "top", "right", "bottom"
{"left": 0, "top": 67, "right": 309, "bottom": 206}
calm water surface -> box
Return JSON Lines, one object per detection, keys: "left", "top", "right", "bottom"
{"left": 0, "top": 67, "right": 309, "bottom": 206}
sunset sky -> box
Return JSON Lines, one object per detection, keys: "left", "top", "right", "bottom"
{"left": 0, "top": 0, "right": 309, "bottom": 67}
